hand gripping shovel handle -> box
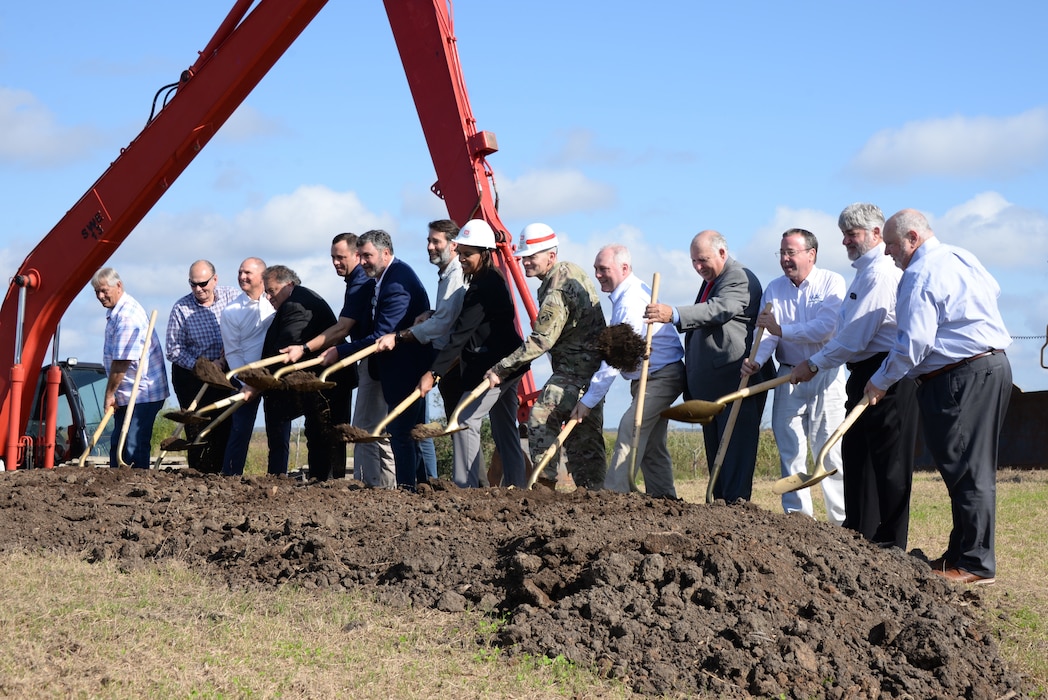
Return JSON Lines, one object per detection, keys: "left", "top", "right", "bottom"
{"left": 527, "top": 418, "right": 580, "bottom": 489}
{"left": 116, "top": 309, "right": 158, "bottom": 468}
{"left": 319, "top": 342, "right": 380, "bottom": 382}
{"left": 706, "top": 302, "right": 771, "bottom": 503}
{"left": 78, "top": 406, "right": 115, "bottom": 466}
{"left": 628, "top": 272, "right": 661, "bottom": 492}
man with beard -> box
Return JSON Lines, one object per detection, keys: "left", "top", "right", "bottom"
{"left": 375, "top": 220, "right": 464, "bottom": 479}
{"left": 324, "top": 230, "right": 433, "bottom": 490}
{"left": 789, "top": 204, "right": 918, "bottom": 549}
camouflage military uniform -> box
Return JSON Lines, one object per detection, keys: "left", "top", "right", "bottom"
{"left": 494, "top": 260, "right": 607, "bottom": 488}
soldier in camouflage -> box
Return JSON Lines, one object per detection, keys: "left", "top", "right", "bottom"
{"left": 485, "top": 223, "right": 608, "bottom": 489}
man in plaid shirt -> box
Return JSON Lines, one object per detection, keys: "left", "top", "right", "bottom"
{"left": 92, "top": 267, "right": 169, "bottom": 468}
{"left": 165, "top": 259, "right": 239, "bottom": 473}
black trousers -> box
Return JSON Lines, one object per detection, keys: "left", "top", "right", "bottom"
{"left": 171, "top": 363, "right": 235, "bottom": 474}
{"left": 841, "top": 353, "right": 919, "bottom": 549}
{"left": 916, "top": 351, "right": 1010, "bottom": 577}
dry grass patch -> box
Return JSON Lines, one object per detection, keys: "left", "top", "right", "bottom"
{"left": 0, "top": 554, "right": 631, "bottom": 699}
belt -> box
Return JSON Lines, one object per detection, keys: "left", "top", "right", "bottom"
{"left": 916, "top": 349, "right": 1004, "bottom": 385}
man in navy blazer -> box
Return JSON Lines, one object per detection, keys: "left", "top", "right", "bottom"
{"left": 324, "top": 229, "right": 433, "bottom": 490}
{"left": 645, "top": 230, "right": 773, "bottom": 502}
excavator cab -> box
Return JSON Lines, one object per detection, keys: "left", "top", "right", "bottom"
{"left": 24, "top": 360, "right": 111, "bottom": 467}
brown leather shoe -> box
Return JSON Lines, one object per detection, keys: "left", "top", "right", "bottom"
{"left": 932, "top": 566, "right": 996, "bottom": 586}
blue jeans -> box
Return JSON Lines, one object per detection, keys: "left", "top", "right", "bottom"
{"left": 420, "top": 400, "right": 437, "bottom": 480}
{"left": 222, "top": 397, "right": 261, "bottom": 476}
{"left": 110, "top": 400, "right": 163, "bottom": 469}
{"left": 388, "top": 395, "right": 426, "bottom": 489}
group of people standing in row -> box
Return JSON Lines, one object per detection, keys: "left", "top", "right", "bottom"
{"left": 91, "top": 202, "right": 1012, "bottom": 587}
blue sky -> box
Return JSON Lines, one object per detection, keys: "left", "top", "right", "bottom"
{"left": 3, "top": 1, "right": 1048, "bottom": 429}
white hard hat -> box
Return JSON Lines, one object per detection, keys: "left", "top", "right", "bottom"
{"left": 515, "top": 223, "right": 559, "bottom": 257}
{"left": 458, "top": 219, "right": 497, "bottom": 250}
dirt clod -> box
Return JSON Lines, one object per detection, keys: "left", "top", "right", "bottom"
{"left": 597, "top": 323, "right": 646, "bottom": 373}
{"left": 193, "top": 357, "right": 234, "bottom": 389}
{"left": 0, "top": 467, "right": 1029, "bottom": 698}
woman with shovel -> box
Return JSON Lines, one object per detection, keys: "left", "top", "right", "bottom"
{"left": 416, "top": 219, "right": 528, "bottom": 488}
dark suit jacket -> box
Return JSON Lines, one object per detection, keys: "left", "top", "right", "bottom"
{"left": 676, "top": 257, "right": 774, "bottom": 400}
{"left": 262, "top": 285, "right": 344, "bottom": 419}
{"left": 339, "top": 257, "right": 433, "bottom": 403}
{"left": 432, "top": 266, "right": 525, "bottom": 387}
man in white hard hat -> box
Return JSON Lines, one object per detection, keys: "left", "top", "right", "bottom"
{"left": 485, "top": 223, "right": 607, "bottom": 490}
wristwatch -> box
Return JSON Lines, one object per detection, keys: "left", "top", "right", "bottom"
{"left": 807, "top": 360, "right": 819, "bottom": 374}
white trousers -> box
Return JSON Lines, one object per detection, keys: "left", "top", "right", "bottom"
{"left": 771, "top": 362, "right": 846, "bottom": 524}
{"left": 353, "top": 356, "right": 396, "bottom": 488}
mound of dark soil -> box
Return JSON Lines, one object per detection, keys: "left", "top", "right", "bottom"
{"left": 0, "top": 467, "right": 1030, "bottom": 698}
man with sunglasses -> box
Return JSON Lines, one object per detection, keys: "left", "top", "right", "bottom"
{"left": 165, "top": 259, "right": 239, "bottom": 473}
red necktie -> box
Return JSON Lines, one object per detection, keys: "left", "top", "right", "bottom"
{"left": 699, "top": 283, "right": 711, "bottom": 303}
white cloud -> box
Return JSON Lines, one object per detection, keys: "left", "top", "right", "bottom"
{"left": 851, "top": 106, "right": 1048, "bottom": 182}
{"left": 496, "top": 169, "right": 616, "bottom": 218}
{"left": 0, "top": 87, "right": 101, "bottom": 167}
{"left": 216, "top": 104, "right": 287, "bottom": 143}
{"left": 934, "top": 192, "right": 1048, "bottom": 269}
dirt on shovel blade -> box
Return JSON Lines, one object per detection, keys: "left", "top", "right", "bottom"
{"left": 237, "top": 368, "right": 281, "bottom": 391}
{"left": 281, "top": 371, "right": 334, "bottom": 392}
{"left": 159, "top": 437, "right": 192, "bottom": 451}
{"left": 410, "top": 422, "right": 446, "bottom": 440}
{"left": 333, "top": 424, "right": 372, "bottom": 442}
{"left": 597, "top": 322, "right": 646, "bottom": 373}
{"left": 164, "top": 410, "right": 208, "bottom": 425}
{"left": 193, "top": 357, "right": 234, "bottom": 389}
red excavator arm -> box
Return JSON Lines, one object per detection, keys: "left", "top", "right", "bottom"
{"left": 0, "top": 0, "right": 536, "bottom": 469}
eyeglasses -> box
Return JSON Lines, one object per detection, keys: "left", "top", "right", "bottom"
{"left": 777, "top": 248, "right": 812, "bottom": 258}
{"left": 188, "top": 274, "right": 214, "bottom": 289}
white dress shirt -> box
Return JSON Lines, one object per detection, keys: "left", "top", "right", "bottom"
{"left": 581, "top": 273, "right": 684, "bottom": 408}
{"left": 811, "top": 243, "right": 900, "bottom": 370}
{"left": 220, "top": 291, "right": 275, "bottom": 370}
{"left": 753, "top": 266, "right": 845, "bottom": 368}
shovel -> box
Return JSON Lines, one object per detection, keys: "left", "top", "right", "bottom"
{"left": 77, "top": 406, "right": 114, "bottom": 467}
{"left": 705, "top": 303, "right": 771, "bottom": 503}
{"left": 281, "top": 342, "right": 381, "bottom": 392}
{"left": 115, "top": 309, "right": 158, "bottom": 468}
{"left": 661, "top": 374, "right": 792, "bottom": 424}
{"left": 627, "top": 272, "right": 660, "bottom": 492}
{"left": 411, "top": 378, "right": 490, "bottom": 439}
{"left": 526, "top": 418, "right": 579, "bottom": 489}
{"left": 163, "top": 399, "right": 245, "bottom": 452}
{"left": 338, "top": 387, "right": 425, "bottom": 443}
{"left": 154, "top": 354, "right": 289, "bottom": 468}
{"left": 772, "top": 395, "right": 869, "bottom": 495}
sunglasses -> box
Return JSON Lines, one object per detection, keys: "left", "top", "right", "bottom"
{"left": 188, "top": 275, "right": 214, "bottom": 289}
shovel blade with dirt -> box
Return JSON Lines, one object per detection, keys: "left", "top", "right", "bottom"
{"left": 282, "top": 343, "right": 381, "bottom": 393}
{"left": 339, "top": 386, "right": 425, "bottom": 443}
{"left": 772, "top": 395, "right": 869, "bottom": 495}
{"left": 411, "top": 378, "right": 489, "bottom": 439}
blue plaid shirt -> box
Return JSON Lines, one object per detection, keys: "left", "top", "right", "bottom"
{"left": 104, "top": 292, "right": 170, "bottom": 406}
{"left": 165, "top": 286, "right": 239, "bottom": 370}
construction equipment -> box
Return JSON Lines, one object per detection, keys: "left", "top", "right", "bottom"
{"left": 1, "top": 1, "right": 543, "bottom": 469}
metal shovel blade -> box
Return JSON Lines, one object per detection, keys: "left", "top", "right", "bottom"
{"left": 280, "top": 371, "right": 335, "bottom": 392}
{"left": 772, "top": 467, "right": 838, "bottom": 495}
{"left": 165, "top": 409, "right": 210, "bottom": 425}
{"left": 660, "top": 400, "right": 723, "bottom": 424}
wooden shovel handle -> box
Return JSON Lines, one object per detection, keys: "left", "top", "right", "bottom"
{"left": 446, "top": 379, "right": 492, "bottom": 428}
{"left": 716, "top": 374, "right": 791, "bottom": 405}
{"left": 116, "top": 309, "right": 158, "bottom": 468}
{"left": 628, "top": 272, "right": 661, "bottom": 491}
{"left": 527, "top": 418, "right": 580, "bottom": 489}
{"left": 814, "top": 395, "right": 869, "bottom": 470}
{"left": 78, "top": 406, "right": 115, "bottom": 466}
{"left": 229, "top": 353, "right": 291, "bottom": 377}
{"left": 706, "top": 302, "right": 771, "bottom": 503}
{"left": 319, "top": 342, "right": 380, "bottom": 381}
{"left": 273, "top": 355, "right": 325, "bottom": 379}
{"left": 374, "top": 387, "right": 424, "bottom": 437}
